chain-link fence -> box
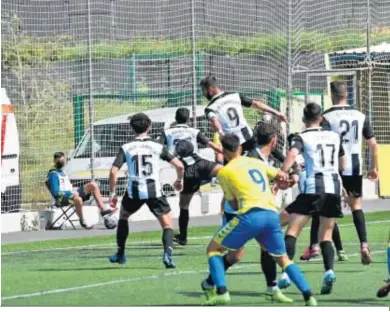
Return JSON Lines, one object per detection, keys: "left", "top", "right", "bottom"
{"left": 1, "top": 0, "right": 389, "bottom": 211}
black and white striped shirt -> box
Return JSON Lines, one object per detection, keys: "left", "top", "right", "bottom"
{"left": 159, "top": 124, "right": 210, "bottom": 155}
{"left": 204, "top": 92, "right": 253, "bottom": 145}
{"left": 290, "top": 127, "right": 344, "bottom": 195}
{"left": 322, "top": 105, "right": 375, "bottom": 176}
{"left": 113, "top": 136, "right": 174, "bottom": 200}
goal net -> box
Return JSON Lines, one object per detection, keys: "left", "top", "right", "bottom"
{"left": 1, "top": 0, "right": 389, "bottom": 212}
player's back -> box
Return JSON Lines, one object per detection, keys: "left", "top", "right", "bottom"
{"left": 217, "top": 156, "right": 278, "bottom": 213}
{"left": 122, "top": 138, "right": 164, "bottom": 199}
{"left": 322, "top": 105, "right": 371, "bottom": 176}
{"left": 205, "top": 92, "right": 252, "bottom": 144}
{"left": 164, "top": 124, "right": 200, "bottom": 154}
{"left": 297, "top": 127, "right": 343, "bottom": 195}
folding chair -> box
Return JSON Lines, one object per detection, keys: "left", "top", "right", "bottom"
{"left": 45, "top": 181, "right": 77, "bottom": 230}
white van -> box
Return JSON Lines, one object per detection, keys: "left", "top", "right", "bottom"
{"left": 65, "top": 105, "right": 215, "bottom": 198}
{"left": 1, "top": 88, "right": 21, "bottom": 212}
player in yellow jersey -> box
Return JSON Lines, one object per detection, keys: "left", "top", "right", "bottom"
{"left": 203, "top": 133, "right": 317, "bottom": 306}
{"left": 377, "top": 230, "right": 390, "bottom": 298}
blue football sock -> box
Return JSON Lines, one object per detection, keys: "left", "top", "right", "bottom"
{"left": 285, "top": 262, "right": 312, "bottom": 294}
{"left": 208, "top": 254, "right": 226, "bottom": 289}
{"left": 387, "top": 245, "right": 390, "bottom": 277}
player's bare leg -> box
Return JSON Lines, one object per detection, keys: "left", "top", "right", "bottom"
{"left": 158, "top": 211, "right": 176, "bottom": 268}
{"left": 174, "top": 193, "right": 194, "bottom": 246}
{"left": 278, "top": 213, "right": 311, "bottom": 289}
{"left": 319, "top": 217, "right": 336, "bottom": 294}
{"left": 348, "top": 196, "right": 371, "bottom": 265}
{"left": 84, "top": 182, "right": 116, "bottom": 217}
{"left": 72, "top": 195, "right": 92, "bottom": 229}
{"left": 109, "top": 205, "right": 130, "bottom": 264}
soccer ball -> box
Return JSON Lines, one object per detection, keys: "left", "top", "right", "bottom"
{"left": 104, "top": 214, "right": 118, "bottom": 229}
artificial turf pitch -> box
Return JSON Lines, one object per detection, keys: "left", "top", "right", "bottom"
{"left": 2, "top": 211, "right": 390, "bottom": 306}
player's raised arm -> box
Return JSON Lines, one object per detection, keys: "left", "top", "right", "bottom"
{"left": 196, "top": 130, "right": 223, "bottom": 154}
{"left": 250, "top": 96, "right": 288, "bottom": 122}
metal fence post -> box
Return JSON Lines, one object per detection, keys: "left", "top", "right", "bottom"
{"left": 366, "top": 0, "right": 373, "bottom": 125}
{"left": 87, "top": 0, "right": 95, "bottom": 181}
{"left": 286, "top": 0, "right": 293, "bottom": 138}
{"left": 191, "top": 0, "right": 198, "bottom": 127}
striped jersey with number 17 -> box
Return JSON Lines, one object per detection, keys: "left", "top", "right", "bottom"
{"left": 322, "top": 105, "right": 375, "bottom": 176}
{"left": 290, "top": 127, "right": 344, "bottom": 195}
{"left": 112, "top": 136, "right": 174, "bottom": 200}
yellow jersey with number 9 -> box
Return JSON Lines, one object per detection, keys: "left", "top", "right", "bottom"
{"left": 217, "top": 156, "right": 278, "bottom": 214}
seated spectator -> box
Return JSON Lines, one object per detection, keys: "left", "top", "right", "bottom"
{"left": 47, "top": 152, "right": 116, "bottom": 229}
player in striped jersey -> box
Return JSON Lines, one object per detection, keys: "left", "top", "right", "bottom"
{"left": 280, "top": 103, "right": 346, "bottom": 295}
{"left": 319, "top": 81, "right": 378, "bottom": 265}
{"left": 200, "top": 74, "right": 287, "bottom": 153}
{"left": 108, "top": 113, "right": 184, "bottom": 268}
{"left": 158, "top": 107, "right": 222, "bottom": 246}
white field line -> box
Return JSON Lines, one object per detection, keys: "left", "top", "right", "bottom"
{"left": 2, "top": 219, "right": 390, "bottom": 256}
{"left": 2, "top": 249, "right": 386, "bottom": 302}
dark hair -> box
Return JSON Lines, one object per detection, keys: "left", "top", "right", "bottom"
{"left": 330, "top": 81, "right": 347, "bottom": 103}
{"left": 221, "top": 133, "right": 240, "bottom": 152}
{"left": 287, "top": 133, "right": 299, "bottom": 147}
{"left": 255, "top": 120, "right": 278, "bottom": 146}
{"left": 53, "top": 152, "right": 65, "bottom": 160}
{"left": 200, "top": 74, "right": 218, "bottom": 90}
{"left": 130, "top": 113, "right": 151, "bottom": 134}
{"left": 175, "top": 140, "right": 194, "bottom": 158}
{"left": 175, "top": 107, "right": 190, "bottom": 124}
{"left": 303, "top": 102, "right": 322, "bottom": 123}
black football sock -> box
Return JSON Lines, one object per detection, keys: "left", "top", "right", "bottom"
{"left": 261, "top": 249, "right": 277, "bottom": 287}
{"left": 162, "top": 228, "right": 174, "bottom": 256}
{"left": 352, "top": 210, "right": 367, "bottom": 244}
{"left": 116, "top": 219, "right": 129, "bottom": 256}
{"left": 285, "top": 235, "right": 297, "bottom": 260}
{"left": 310, "top": 215, "right": 320, "bottom": 247}
{"left": 206, "top": 254, "right": 235, "bottom": 286}
{"left": 332, "top": 223, "right": 344, "bottom": 252}
{"left": 178, "top": 208, "right": 189, "bottom": 239}
{"left": 320, "top": 240, "right": 334, "bottom": 271}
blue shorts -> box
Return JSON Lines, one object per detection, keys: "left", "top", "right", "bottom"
{"left": 77, "top": 186, "right": 91, "bottom": 202}
{"left": 213, "top": 208, "right": 286, "bottom": 257}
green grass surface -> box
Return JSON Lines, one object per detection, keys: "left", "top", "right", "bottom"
{"left": 2, "top": 211, "right": 390, "bottom": 306}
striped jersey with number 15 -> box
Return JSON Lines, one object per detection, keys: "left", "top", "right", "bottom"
{"left": 112, "top": 136, "right": 174, "bottom": 200}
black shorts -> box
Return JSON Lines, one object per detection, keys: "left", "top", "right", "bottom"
{"left": 181, "top": 159, "right": 216, "bottom": 194}
{"left": 285, "top": 193, "right": 343, "bottom": 218}
{"left": 121, "top": 191, "right": 171, "bottom": 217}
{"left": 342, "top": 175, "right": 363, "bottom": 198}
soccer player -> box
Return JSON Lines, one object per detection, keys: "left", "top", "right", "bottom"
{"left": 203, "top": 133, "right": 317, "bottom": 306}
{"left": 279, "top": 103, "right": 345, "bottom": 295}
{"left": 47, "top": 152, "right": 115, "bottom": 229}
{"left": 377, "top": 230, "right": 390, "bottom": 298}
{"left": 319, "top": 81, "right": 378, "bottom": 265}
{"left": 201, "top": 121, "right": 296, "bottom": 304}
{"left": 200, "top": 74, "right": 287, "bottom": 153}
{"left": 108, "top": 113, "right": 184, "bottom": 268}
{"left": 171, "top": 139, "right": 222, "bottom": 245}
{"left": 159, "top": 107, "right": 222, "bottom": 245}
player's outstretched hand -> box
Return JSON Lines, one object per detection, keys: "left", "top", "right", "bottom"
{"left": 276, "top": 112, "right": 288, "bottom": 123}
{"left": 174, "top": 180, "right": 183, "bottom": 192}
{"left": 367, "top": 168, "right": 378, "bottom": 181}
{"left": 271, "top": 183, "right": 279, "bottom": 195}
{"left": 289, "top": 173, "right": 299, "bottom": 187}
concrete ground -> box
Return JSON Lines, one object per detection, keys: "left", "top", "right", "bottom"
{"left": 1, "top": 199, "right": 389, "bottom": 245}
